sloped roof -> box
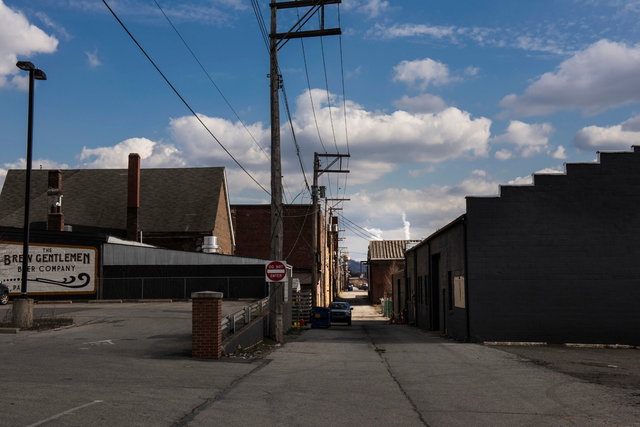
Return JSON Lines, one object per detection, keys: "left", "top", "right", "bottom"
{"left": 0, "top": 167, "right": 227, "bottom": 233}
{"left": 368, "top": 240, "right": 420, "bottom": 261}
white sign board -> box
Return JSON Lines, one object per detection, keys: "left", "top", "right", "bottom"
{"left": 1, "top": 242, "right": 97, "bottom": 295}
{"left": 454, "top": 275, "right": 465, "bottom": 308}
{"left": 265, "top": 261, "right": 287, "bottom": 282}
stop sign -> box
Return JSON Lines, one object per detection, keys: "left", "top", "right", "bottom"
{"left": 265, "top": 261, "right": 287, "bottom": 282}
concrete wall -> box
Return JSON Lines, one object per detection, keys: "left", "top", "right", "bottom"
{"left": 466, "top": 148, "right": 640, "bottom": 345}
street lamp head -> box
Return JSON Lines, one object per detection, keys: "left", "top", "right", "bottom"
{"left": 16, "top": 61, "right": 35, "bottom": 71}
{"left": 34, "top": 69, "right": 47, "bottom": 81}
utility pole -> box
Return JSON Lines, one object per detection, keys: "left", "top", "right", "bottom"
{"left": 269, "top": 1, "right": 342, "bottom": 336}
{"left": 269, "top": 0, "right": 342, "bottom": 261}
{"left": 311, "top": 152, "right": 349, "bottom": 305}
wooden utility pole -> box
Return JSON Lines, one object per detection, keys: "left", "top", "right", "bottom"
{"left": 269, "top": 2, "right": 282, "bottom": 261}
{"left": 269, "top": 0, "right": 342, "bottom": 261}
{"left": 270, "top": 1, "right": 342, "bottom": 306}
{"left": 269, "top": 1, "right": 342, "bottom": 336}
{"left": 311, "top": 152, "right": 349, "bottom": 305}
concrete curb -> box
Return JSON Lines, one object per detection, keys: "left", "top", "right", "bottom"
{"left": 36, "top": 300, "right": 73, "bottom": 305}
{"left": 0, "top": 327, "right": 19, "bottom": 334}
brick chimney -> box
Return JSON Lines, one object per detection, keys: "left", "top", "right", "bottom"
{"left": 47, "top": 170, "right": 64, "bottom": 231}
{"left": 127, "top": 153, "right": 141, "bottom": 241}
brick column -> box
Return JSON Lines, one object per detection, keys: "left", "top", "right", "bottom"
{"left": 192, "top": 291, "right": 223, "bottom": 359}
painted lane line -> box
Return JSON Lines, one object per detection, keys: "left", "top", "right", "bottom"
{"left": 27, "top": 400, "right": 104, "bottom": 427}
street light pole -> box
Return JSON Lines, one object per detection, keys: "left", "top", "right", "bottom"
{"left": 16, "top": 61, "right": 46, "bottom": 297}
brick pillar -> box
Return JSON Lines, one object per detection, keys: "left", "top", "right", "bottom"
{"left": 192, "top": 291, "right": 223, "bottom": 359}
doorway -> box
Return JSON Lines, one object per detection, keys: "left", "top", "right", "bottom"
{"left": 430, "top": 253, "right": 440, "bottom": 331}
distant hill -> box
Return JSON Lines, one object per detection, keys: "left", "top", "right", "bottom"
{"left": 348, "top": 259, "right": 367, "bottom": 276}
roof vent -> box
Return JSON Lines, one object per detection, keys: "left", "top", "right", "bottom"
{"left": 203, "top": 236, "right": 220, "bottom": 254}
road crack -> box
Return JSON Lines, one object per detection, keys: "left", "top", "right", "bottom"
{"left": 363, "top": 325, "right": 430, "bottom": 427}
{"left": 172, "top": 359, "right": 272, "bottom": 426}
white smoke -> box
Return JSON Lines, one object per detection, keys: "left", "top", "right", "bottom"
{"left": 402, "top": 212, "right": 411, "bottom": 240}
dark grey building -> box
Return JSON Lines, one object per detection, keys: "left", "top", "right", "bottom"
{"left": 404, "top": 147, "right": 640, "bottom": 346}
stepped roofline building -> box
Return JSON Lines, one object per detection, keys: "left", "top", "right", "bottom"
{"left": 401, "top": 146, "right": 640, "bottom": 346}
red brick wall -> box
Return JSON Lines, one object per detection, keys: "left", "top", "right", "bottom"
{"left": 192, "top": 292, "right": 222, "bottom": 359}
{"left": 369, "top": 260, "right": 404, "bottom": 303}
{"left": 231, "top": 205, "right": 314, "bottom": 270}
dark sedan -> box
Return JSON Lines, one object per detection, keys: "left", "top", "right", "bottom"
{"left": 329, "top": 301, "right": 352, "bottom": 326}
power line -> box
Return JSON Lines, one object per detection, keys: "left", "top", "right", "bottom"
{"left": 251, "top": 0, "right": 270, "bottom": 52}
{"left": 153, "top": 0, "right": 269, "bottom": 161}
{"left": 102, "top": 0, "right": 269, "bottom": 195}
{"left": 339, "top": 212, "right": 381, "bottom": 240}
{"left": 280, "top": 81, "right": 311, "bottom": 193}
{"left": 319, "top": 23, "right": 339, "bottom": 153}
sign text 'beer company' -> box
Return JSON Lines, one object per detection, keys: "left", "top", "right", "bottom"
{"left": 0, "top": 242, "right": 97, "bottom": 294}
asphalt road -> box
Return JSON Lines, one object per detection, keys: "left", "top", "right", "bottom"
{"left": 0, "top": 295, "right": 637, "bottom": 426}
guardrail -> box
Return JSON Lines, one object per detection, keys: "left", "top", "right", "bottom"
{"left": 221, "top": 297, "right": 269, "bottom": 337}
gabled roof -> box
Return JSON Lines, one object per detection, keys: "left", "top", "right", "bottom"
{"left": 368, "top": 240, "right": 420, "bottom": 261}
{"left": 0, "top": 167, "right": 227, "bottom": 233}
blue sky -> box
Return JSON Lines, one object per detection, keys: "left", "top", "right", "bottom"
{"left": 2, "top": 0, "right": 640, "bottom": 260}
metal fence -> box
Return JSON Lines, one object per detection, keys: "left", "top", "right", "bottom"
{"left": 221, "top": 297, "right": 269, "bottom": 338}
{"left": 100, "top": 276, "right": 268, "bottom": 300}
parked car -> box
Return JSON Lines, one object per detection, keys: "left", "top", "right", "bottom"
{"left": 329, "top": 301, "right": 352, "bottom": 326}
{"left": 0, "top": 283, "right": 9, "bottom": 305}
{"left": 360, "top": 283, "right": 368, "bottom": 291}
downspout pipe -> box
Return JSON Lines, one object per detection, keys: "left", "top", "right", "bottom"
{"left": 462, "top": 215, "right": 471, "bottom": 341}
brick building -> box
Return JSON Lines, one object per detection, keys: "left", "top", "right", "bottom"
{"left": 403, "top": 147, "right": 640, "bottom": 345}
{"left": 0, "top": 154, "right": 235, "bottom": 254}
{"left": 231, "top": 204, "right": 318, "bottom": 288}
{"left": 367, "top": 240, "right": 419, "bottom": 304}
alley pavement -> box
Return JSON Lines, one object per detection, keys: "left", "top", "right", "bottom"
{"left": 0, "top": 295, "right": 638, "bottom": 426}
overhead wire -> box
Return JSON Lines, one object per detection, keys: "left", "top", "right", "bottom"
{"left": 252, "top": 0, "right": 312, "bottom": 200}
{"left": 337, "top": 4, "right": 350, "bottom": 203}
{"left": 153, "top": 0, "right": 270, "bottom": 164}
{"left": 102, "top": 0, "right": 269, "bottom": 195}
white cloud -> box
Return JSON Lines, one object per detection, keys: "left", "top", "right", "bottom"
{"left": 508, "top": 166, "right": 564, "bottom": 185}
{"left": 550, "top": 145, "right": 567, "bottom": 159}
{"left": 0, "top": 158, "right": 69, "bottom": 191}
{"left": 85, "top": 49, "right": 100, "bottom": 68}
{"left": 0, "top": 1, "right": 58, "bottom": 89}
{"left": 500, "top": 40, "right": 640, "bottom": 116}
{"left": 343, "top": 0, "right": 390, "bottom": 18}
{"left": 493, "top": 120, "right": 554, "bottom": 157}
{"left": 393, "top": 57, "right": 455, "bottom": 89}
{"left": 343, "top": 172, "right": 501, "bottom": 259}
{"left": 294, "top": 89, "right": 492, "bottom": 171}
{"left": 78, "top": 137, "right": 184, "bottom": 169}
{"left": 367, "top": 23, "right": 455, "bottom": 39}
{"left": 495, "top": 149, "right": 513, "bottom": 161}
{"left": 170, "top": 115, "right": 270, "bottom": 167}
{"left": 393, "top": 93, "right": 447, "bottom": 113}
{"left": 573, "top": 116, "right": 640, "bottom": 151}
{"left": 366, "top": 23, "right": 567, "bottom": 55}
{"left": 35, "top": 11, "right": 71, "bottom": 41}
{"left": 464, "top": 66, "right": 479, "bottom": 76}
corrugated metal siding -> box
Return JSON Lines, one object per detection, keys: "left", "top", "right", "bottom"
{"left": 102, "top": 244, "right": 269, "bottom": 266}
{"left": 368, "top": 240, "right": 420, "bottom": 260}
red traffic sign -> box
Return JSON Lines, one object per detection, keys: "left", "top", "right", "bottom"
{"left": 266, "top": 261, "right": 287, "bottom": 282}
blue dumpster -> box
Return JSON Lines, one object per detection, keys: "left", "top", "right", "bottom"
{"left": 311, "top": 306, "right": 331, "bottom": 328}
